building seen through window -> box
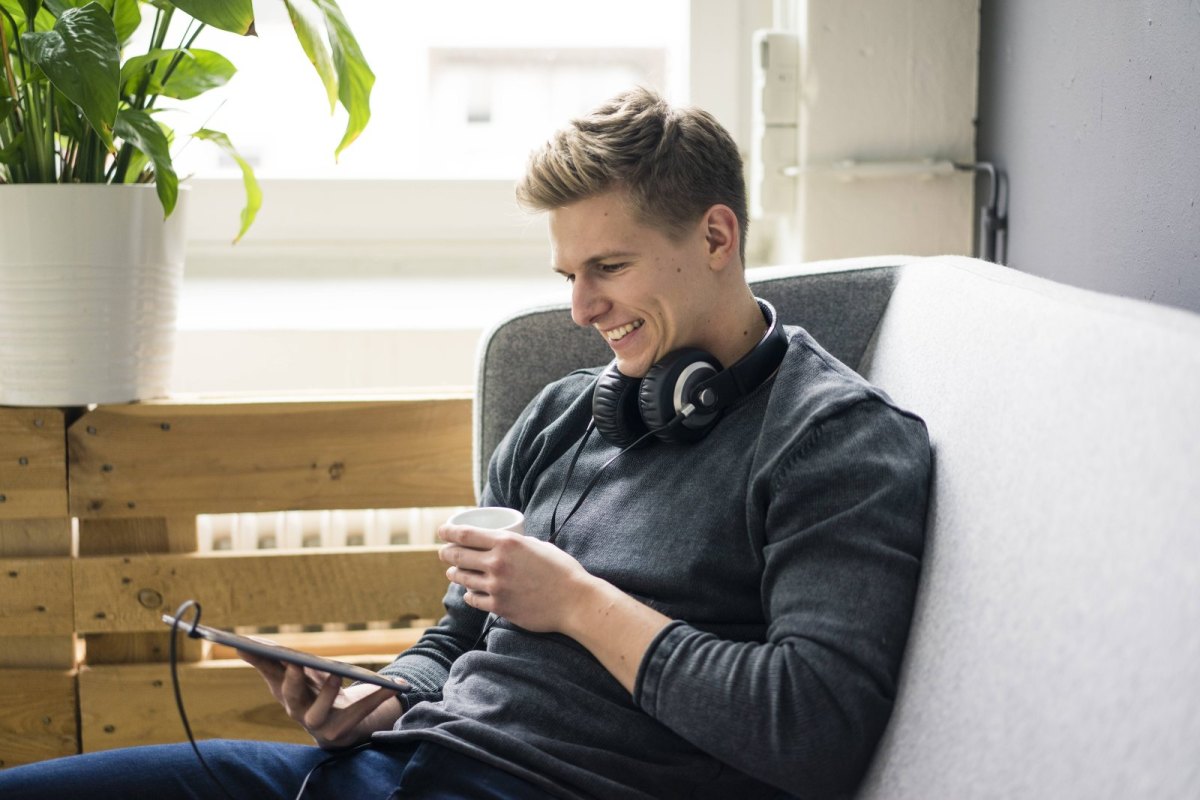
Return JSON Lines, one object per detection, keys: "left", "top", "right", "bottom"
{"left": 153, "top": 0, "right": 689, "bottom": 180}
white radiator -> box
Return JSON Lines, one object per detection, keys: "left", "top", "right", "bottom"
{"left": 197, "top": 506, "right": 465, "bottom": 634}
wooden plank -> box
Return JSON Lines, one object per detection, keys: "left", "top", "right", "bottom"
{"left": 74, "top": 547, "right": 447, "bottom": 633}
{"left": 78, "top": 517, "right": 197, "bottom": 557}
{"left": 0, "top": 668, "right": 78, "bottom": 767}
{"left": 82, "top": 632, "right": 205, "bottom": 665}
{"left": 0, "top": 636, "right": 78, "bottom": 669}
{"left": 68, "top": 397, "right": 475, "bottom": 518}
{"left": 78, "top": 518, "right": 203, "bottom": 664}
{"left": 80, "top": 661, "right": 311, "bottom": 752}
{"left": 0, "top": 522, "right": 76, "bottom": 669}
{"left": 80, "top": 657, "right": 402, "bottom": 752}
{"left": 0, "top": 408, "right": 67, "bottom": 520}
{"left": 0, "top": 558, "right": 74, "bottom": 637}
{"left": 0, "top": 518, "right": 73, "bottom": 557}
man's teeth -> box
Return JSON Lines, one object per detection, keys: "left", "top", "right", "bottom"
{"left": 605, "top": 320, "right": 644, "bottom": 342}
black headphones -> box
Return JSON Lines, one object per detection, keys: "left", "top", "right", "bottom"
{"left": 591, "top": 298, "right": 788, "bottom": 448}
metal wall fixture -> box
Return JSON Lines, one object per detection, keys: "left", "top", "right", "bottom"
{"left": 779, "top": 159, "right": 1009, "bottom": 265}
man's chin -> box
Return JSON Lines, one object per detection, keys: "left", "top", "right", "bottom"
{"left": 614, "top": 357, "right": 650, "bottom": 380}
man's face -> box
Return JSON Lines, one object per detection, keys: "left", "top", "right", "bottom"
{"left": 550, "top": 192, "right": 717, "bottom": 379}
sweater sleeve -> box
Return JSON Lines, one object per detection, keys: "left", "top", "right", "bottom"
{"left": 633, "top": 399, "right": 931, "bottom": 798}
{"left": 376, "top": 388, "right": 544, "bottom": 705}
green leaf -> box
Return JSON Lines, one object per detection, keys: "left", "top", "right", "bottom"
{"left": 281, "top": 0, "right": 334, "bottom": 112}
{"left": 168, "top": 0, "right": 254, "bottom": 36}
{"left": 121, "top": 47, "right": 234, "bottom": 100}
{"left": 124, "top": 114, "right": 170, "bottom": 182}
{"left": 51, "top": 84, "right": 84, "bottom": 138}
{"left": 0, "top": 130, "right": 25, "bottom": 165}
{"left": 121, "top": 140, "right": 147, "bottom": 179}
{"left": 18, "top": 0, "right": 40, "bottom": 21}
{"left": 20, "top": 3, "right": 118, "bottom": 150}
{"left": 193, "top": 127, "right": 260, "bottom": 242}
{"left": 0, "top": 95, "right": 13, "bottom": 124}
{"left": 1, "top": 0, "right": 56, "bottom": 42}
{"left": 310, "top": 0, "right": 373, "bottom": 158}
{"left": 114, "top": 107, "right": 176, "bottom": 215}
{"left": 110, "top": 0, "right": 138, "bottom": 45}
{"left": 47, "top": 0, "right": 143, "bottom": 44}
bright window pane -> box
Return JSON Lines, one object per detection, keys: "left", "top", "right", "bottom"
{"left": 147, "top": 0, "right": 689, "bottom": 179}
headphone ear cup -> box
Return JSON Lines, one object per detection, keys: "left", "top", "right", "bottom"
{"left": 592, "top": 363, "right": 650, "bottom": 448}
{"left": 639, "top": 348, "right": 721, "bottom": 444}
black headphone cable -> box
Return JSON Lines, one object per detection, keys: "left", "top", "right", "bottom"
{"left": 471, "top": 405, "right": 694, "bottom": 649}
{"left": 550, "top": 404, "right": 695, "bottom": 545}
{"left": 168, "top": 600, "right": 243, "bottom": 800}
{"left": 167, "top": 600, "right": 376, "bottom": 800}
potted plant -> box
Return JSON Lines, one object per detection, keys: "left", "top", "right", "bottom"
{"left": 0, "top": 0, "right": 373, "bottom": 405}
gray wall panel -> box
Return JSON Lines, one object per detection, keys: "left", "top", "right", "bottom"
{"left": 976, "top": 0, "right": 1200, "bottom": 313}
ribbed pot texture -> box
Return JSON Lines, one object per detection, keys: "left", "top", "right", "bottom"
{"left": 0, "top": 184, "right": 188, "bottom": 406}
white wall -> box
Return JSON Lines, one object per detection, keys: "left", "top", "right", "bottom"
{"left": 769, "top": 0, "right": 980, "bottom": 262}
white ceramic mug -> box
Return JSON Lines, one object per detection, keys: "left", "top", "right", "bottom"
{"left": 446, "top": 506, "right": 525, "bottom": 534}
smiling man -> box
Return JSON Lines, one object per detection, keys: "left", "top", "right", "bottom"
{"left": 364, "top": 88, "right": 933, "bottom": 799}
{"left": 0, "top": 89, "right": 931, "bottom": 800}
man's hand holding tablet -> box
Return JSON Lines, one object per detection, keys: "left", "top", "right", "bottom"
{"left": 163, "top": 614, "right": 408, "bottom": 749}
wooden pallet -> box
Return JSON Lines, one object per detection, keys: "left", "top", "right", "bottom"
{"left": 0, "top": 396, "right": 473, "bottom": 766}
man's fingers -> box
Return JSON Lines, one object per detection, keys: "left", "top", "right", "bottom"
{"left": 302, "top": 673, "right": 342, "bottom": 730}
{"left": 328, "top": 684, "right": 402, "bottom": 737}
{"left": 438, "top": 523, "right": 505, "bottom": 550}
{"left": 240, "top": 650, "right": 281, "bottom": 673}
{"left": 280, "top": 663, "right": 318, "bottom": 719}
{"left": 461, "top": 588, "right": 495, "bottom": 613}
{"left": 315, "top": 687, "right": 393, "bottom": 745}
{"left": 447, "top": 565, "right": 493, "bottom": 595}
{"left": 240, "top": 652, "right": 288, "bottom": 698}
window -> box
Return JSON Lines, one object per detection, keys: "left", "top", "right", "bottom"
{"left": 159, "top": 0, "right": 689, "bottom": 180}
{"left": 168, "top": 1, "right": 771, "bottom": 394}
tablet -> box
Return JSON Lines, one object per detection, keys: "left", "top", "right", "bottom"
{"left": 162, "top": 614, "right": 409, "bottom": 692}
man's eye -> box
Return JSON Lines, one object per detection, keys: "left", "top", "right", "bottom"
{"left": 598, "top": 262, "right": 627, "bottom": 274}
{"left": 562, "top": 273, "right": 575, "bottom": 283}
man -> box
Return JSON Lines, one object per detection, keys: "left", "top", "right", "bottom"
{"left": 0, "top": 88, "right": 929, "bottom": 799}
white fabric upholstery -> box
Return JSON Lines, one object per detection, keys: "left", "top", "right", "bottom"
{"left": 856, "top": 256, "right": 1200, "bottom": 799}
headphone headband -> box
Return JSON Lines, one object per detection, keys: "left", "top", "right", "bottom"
{"left": 693, "top": 298, "right": 787, "bottom": 412}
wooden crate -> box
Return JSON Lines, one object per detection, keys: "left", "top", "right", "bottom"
{"left": 0, "top": 395, "right": 474, "bottom": 767}
{"left": 0, "top": 408, "right": 78, "bottom": 766}
{"left": 0, "top": 669, "right": 78, "bottom": 768}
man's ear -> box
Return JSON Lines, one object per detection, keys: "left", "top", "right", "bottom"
{"left": 703, "top": 205, "right": 740, "bottom": 271}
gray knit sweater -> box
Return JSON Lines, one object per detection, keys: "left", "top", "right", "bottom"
{"left": 374, "top": 326, "right": 931, "bottom": 799}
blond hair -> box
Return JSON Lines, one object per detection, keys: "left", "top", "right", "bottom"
{"left": 516, "top": 87, "right": 748, "bottom": 263}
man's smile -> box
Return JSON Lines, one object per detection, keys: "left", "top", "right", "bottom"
{"left": 597, "top": 319, "right": 645, "bottom": 343}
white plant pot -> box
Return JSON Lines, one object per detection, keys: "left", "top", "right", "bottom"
{"left": 0, "top": 184, "right": 188, "bottom": 406}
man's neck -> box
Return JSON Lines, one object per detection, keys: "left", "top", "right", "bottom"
{"left": 709, "top": 291, "right": 769, "bottom": 368}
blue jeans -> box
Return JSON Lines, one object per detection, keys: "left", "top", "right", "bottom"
{"left": 0, "top": 739, "right": 560, "bottom": 799}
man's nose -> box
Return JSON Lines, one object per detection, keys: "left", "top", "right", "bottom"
{"left": 570, "top": 275, "right": 604, "bottom": 327}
